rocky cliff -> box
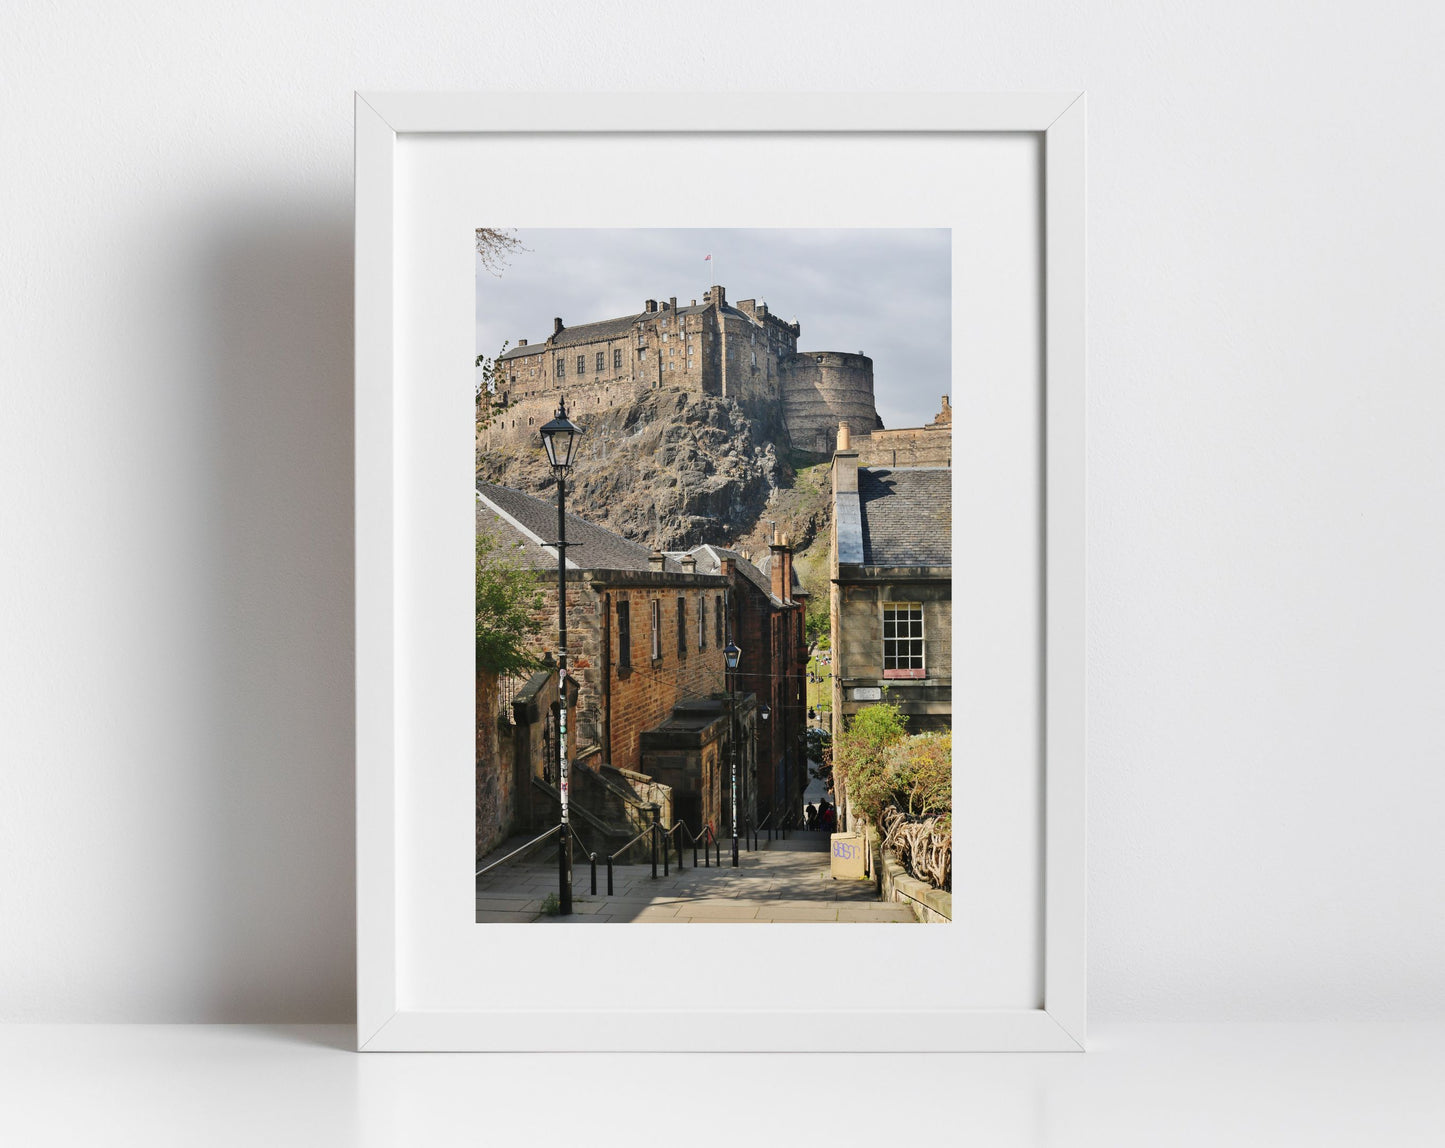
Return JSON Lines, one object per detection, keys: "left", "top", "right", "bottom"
{"left": 477, "top": 389, "right": 805, "bottom": 552}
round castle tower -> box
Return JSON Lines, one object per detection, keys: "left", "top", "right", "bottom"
{"left": 780, "top": 351, "right": 881, "bottom": 455}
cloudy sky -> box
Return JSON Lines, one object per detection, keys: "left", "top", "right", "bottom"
{"left": 475, "top": 228, "right": 950, "bottom": 429}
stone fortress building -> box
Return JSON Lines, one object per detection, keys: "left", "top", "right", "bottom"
{"left": 488, "top": 284, "right": 884, "bottom": 454}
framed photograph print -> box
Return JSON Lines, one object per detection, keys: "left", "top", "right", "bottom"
{"left": 355, "top": 92, "right": 1085, "bottom": 1051}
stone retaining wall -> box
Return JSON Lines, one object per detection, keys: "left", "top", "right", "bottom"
{"left": 866, "top": 825, "right": 952, "bottom": 923}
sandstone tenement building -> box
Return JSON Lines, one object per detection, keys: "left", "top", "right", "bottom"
{"left": 851, "top": 394, "right": 953, "bottom": 468}
{"left": 475, "top": 482, "right": 803, "bottom": 855}
{"left": 489, "top": 284, "right": 883, "bottom": 454}
{"left": 829, "top": 422, "right": 952, "bottom": 746}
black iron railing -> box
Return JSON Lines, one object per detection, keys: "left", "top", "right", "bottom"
{"left": 474, "top": 824, "right": 562, "bottom": 879}
{"left": 605, "top": 811, "right": 723, "bottom": 895}
{"left": 570, "top": 822, "right": 599, "bottom": 897}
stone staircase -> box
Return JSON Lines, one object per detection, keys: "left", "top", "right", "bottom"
{"left": 530, "top": 759, "right": 672, "bottom": 863}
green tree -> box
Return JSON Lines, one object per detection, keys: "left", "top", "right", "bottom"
{"left": 475, "top": 532, "right": 544, "bottom": 676}
{"left": 804, "top": 594, "right": 829, "bottom": 647}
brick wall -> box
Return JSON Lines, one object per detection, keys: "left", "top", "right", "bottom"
{"left": 603, "top": 583, "right": 727, "bottom": 772}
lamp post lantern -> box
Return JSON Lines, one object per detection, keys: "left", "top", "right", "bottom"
{"left": 724, "top": 639, "right": 742, "bottom": 867}
{"left": 539, "top": 397, "right": 585, "bottom": 916}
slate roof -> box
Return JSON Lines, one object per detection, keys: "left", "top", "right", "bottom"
{"left": 477, "top": 482, "right": 682, "bottom": 573}
{"left": 855, "top": 467, "right": 952, "bottom": 567}
{"left": 667, "top": 545, "right": 782, "bottom": 606}
{"left": 498, "top": 342, "right": 547, "bottom": 360}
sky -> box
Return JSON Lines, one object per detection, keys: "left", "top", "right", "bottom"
{"left": 475, "top": 228, "right": 951, "bottom": 430}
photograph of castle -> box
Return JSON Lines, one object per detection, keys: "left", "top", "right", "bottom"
{"left": 474, "top": 229, "right": 953, "bottom": 924}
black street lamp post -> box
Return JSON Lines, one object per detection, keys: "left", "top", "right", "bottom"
{"left": 539, "top": 398, "right": 584, "bottom": 916}
{"left": 724, "top": 639, "right": 742, "bottom": 867}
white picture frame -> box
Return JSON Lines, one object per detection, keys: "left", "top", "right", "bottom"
{"left": 356, "top": 92, "right": 1085, "bottom": 1052}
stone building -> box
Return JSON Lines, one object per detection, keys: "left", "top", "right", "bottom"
{"left": 829, "top": 425, "right": 952, "bottom": 738}
{"left": 665, "top": 539, "right": 809, "bottom": 829}
{"left": 487, "top": 284, "right": 883, "bottom": 455}
{"left": 851, "top": 394, "right": 953, "bottom": 468}
{"left": 477, "top": 481, "right": 793, "bottom": 848}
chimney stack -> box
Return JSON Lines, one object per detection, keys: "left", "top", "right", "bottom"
{"left": 669, "top": 297, "right": 677, "bottom": 311}
{"left": 781, "top": 535, "right": 794, "bottom": 606}
{"left": 719, "top": 555, "right": 734, "bottom": 578}
{"left": 553, "top": 317, "right": 564, "bottom": 335}
{"left": 649, "top": 550, "right": 666, "bottom": 572}
{"left": 518, "top": 339, "right": 528, "bottom": 347}
{"left": 645, "top": 299, "right": 657, "bottom": 313}
{"left": 769, "top": 532, "right": 788, "bottom": 601}
{"left": 833, "top": 423, "right": 860, "bottom": 498}
{"left": 680, "top": 553, "right": 697, "bottom": 574}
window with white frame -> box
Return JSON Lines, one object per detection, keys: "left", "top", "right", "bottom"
{"left": 882, "top": 602, "right": 924, "bottom": 678}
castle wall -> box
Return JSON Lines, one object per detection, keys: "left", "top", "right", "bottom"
{"left": 780, "top": 351, "right": 879, "bottom": 455}
{"left": 478, "top": 380, "right": 656, "bottom": 452}
{"left": 853, "top": 424, "right": 952, "bottom": 468}
{"left": 481, "top": 286, "right": 880, "bottom": 458}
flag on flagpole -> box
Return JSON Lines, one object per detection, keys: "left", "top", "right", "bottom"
{"left": 704, "top": 254, "right": 711, "bottom": 261}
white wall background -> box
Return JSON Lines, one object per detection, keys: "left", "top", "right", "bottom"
{"left": 2, "top": 0, "right": 1441, "bottom": 1023}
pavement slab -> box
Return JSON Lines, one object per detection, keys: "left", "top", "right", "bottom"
{"left": 474, "top": 833, "right": 928, "bottom": 924}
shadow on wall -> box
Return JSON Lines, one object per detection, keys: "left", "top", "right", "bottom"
{"left": 189, "top": 200, "right": 355, "bottom": 1019}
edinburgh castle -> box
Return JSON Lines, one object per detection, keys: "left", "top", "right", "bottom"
{"left": 487, "top": 284, "right": 884, "bottom": 455}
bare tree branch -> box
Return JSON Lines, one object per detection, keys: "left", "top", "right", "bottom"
{"left": 475, "top": 228, "right": 526, "bottom": 276}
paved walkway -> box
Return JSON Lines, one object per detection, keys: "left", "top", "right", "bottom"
{"left": 475, "top": 829, "right": 917, "bottom": 923}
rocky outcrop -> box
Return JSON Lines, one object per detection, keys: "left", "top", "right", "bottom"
{"left": 477, "top": 389, "right": 792, "bottom": 551}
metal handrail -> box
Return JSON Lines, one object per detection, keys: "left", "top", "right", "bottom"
{"left": 474, "top": 824, "right": 561, "bottom": 879}
{"left": 604, "top": 818, "right": 725, "bottom": 895}
{"left": 607, "top": 824, "right": 655, "bottom": 863}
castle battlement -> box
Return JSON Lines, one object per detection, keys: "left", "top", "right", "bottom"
{"left": 486, "top": 284, "right": 881, "bottom": 454}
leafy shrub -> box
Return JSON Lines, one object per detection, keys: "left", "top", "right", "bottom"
{"left": 833, "top": 705, "right": 951, "bottom": 890}
{"left": 831, "top": 703, "right": 908, "bottom": 826}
